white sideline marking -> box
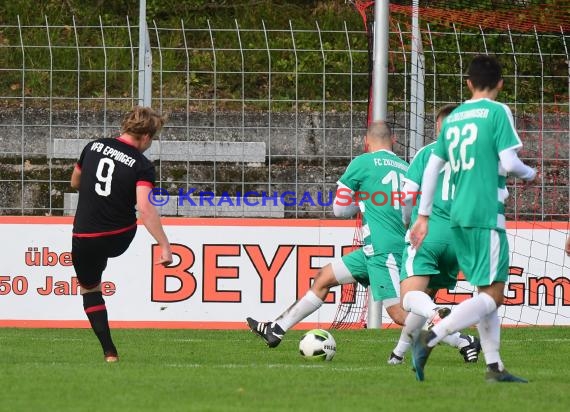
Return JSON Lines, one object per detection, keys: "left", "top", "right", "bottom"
{"left": 164, "top": 363, "right": 384, "bottom": 372}
{"left": 27, "top": 337, "right": 85, "bottom": 342}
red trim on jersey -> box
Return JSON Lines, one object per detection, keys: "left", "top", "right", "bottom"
{"left": 79, "top": 282, "right": 100, "bottom": 289}
{"left": 72, "top": 223, "right": 136, "bottom": 238}
{"left": 116, "top": 136, "right": 138, "bottom": 148}
{"left": 85, "top": 304, "right": 107, "bottom": 314}
{"left": 75, "top": 163, "right": 81, "bottom": 170}
{"left": 137, "top": 181, "right": 154, "bottom": 188}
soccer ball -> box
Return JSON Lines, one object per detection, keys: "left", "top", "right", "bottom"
{"left": 298, "top": 329, "right": 336, "bottom": 361}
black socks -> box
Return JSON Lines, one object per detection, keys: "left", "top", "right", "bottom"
{"left": 83, "top": 291, "right": 117, "bottom": 355}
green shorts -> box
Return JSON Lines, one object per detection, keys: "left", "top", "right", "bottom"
{"left": 451, "top": 227, "right": 510, "bottom": 286}
{"left": 400, "top": 239, "right": 459, "bottom": 290}
{"left": 335, "top": 248, "right": 401, "bottom": 305}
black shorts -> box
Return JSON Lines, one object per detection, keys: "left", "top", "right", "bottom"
{"left": 72, "top": 227, "right": 137, "bottom": 288}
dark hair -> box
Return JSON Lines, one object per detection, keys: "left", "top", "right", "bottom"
{"left": 468, "top": 55, "right": 502, "bottom": 91}
{"left": 121, "top": 106, "right": 167, "bottom": 140}
{"left": 436, "top": 104, "right": 458, "bottom": 121}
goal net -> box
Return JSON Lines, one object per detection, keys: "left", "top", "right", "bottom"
{"left": 332, "top": 0, "right": 570, "bottom": 329}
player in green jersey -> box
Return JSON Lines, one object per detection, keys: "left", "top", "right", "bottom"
{"left": 246, "top": 121, "right": 410, "bottom": 348}
{"left": 388, "top": 104, "right": 481, "bottom": 365}
{"left": 410, "top": 55, "right": 536, "bottom": 382}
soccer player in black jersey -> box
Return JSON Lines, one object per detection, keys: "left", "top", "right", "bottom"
{"left": 70, "top": 106, "right": 173, "bottom": 362}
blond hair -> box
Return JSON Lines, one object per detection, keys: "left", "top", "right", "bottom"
{"left": 121, "top": 106, "right": 166, "bottom": 140}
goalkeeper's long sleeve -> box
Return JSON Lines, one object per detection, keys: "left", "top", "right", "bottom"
{"left": 499, "top": 148, "right": 536, "bottom": 181}
{"left": 332, "top": 184, "right": 360, "bottom": 218}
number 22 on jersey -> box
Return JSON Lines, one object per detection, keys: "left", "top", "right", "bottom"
{"left": 446, "top": 123, "right": 477, "bottom": 172}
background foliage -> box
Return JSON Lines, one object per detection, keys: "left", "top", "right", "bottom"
{"left": 0, "top": 1, "right": 566, "bottom": 112}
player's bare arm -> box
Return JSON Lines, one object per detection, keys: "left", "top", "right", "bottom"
{"left": 401, "top": 179, "right": 420, "bottom": 228}
{"left": 136, "top": 185, "right": 173, "bottom": 266}
{"left": 410, "top": 215, "right": 429, "bottom": 249}
{"left": 410, "top": 154, "right": 445, "bottom": 249}
{"left": 70, "top": 164, "right": 81, "bottom": 190}
{"left": 566, "top": 237, "right": 570, "bottom": 256}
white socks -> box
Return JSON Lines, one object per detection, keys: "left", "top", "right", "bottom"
{"left": 429, "top": 292, "right": 497, "bottom": 347}
{"left": 392, "top": 336, "right": 412, "bottom": 358}
{"left": 393, "top": 312, "right": 427, "bottom": 357}
{"left": 441, "top": 332, "right": 469, "bottom": 348}
{"left": 477, "top": 309, "right": 502, "bottom": 365}
{"left": 275, "top": 290, "right": 323, "bottom": 331}
{"left": 394, "top": 312, "right": 469, "bottom": 357}
{"left": 402, "top": 290, "right": 438, "bottom": 318}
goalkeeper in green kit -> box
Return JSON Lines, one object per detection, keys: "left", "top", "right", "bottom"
{"left": 409, "top": 55, "right": 536, "bottom": 382}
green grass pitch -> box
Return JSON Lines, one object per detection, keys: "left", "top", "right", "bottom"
{"left": 1, "top": 327, "right": 568, "bottom": 411}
